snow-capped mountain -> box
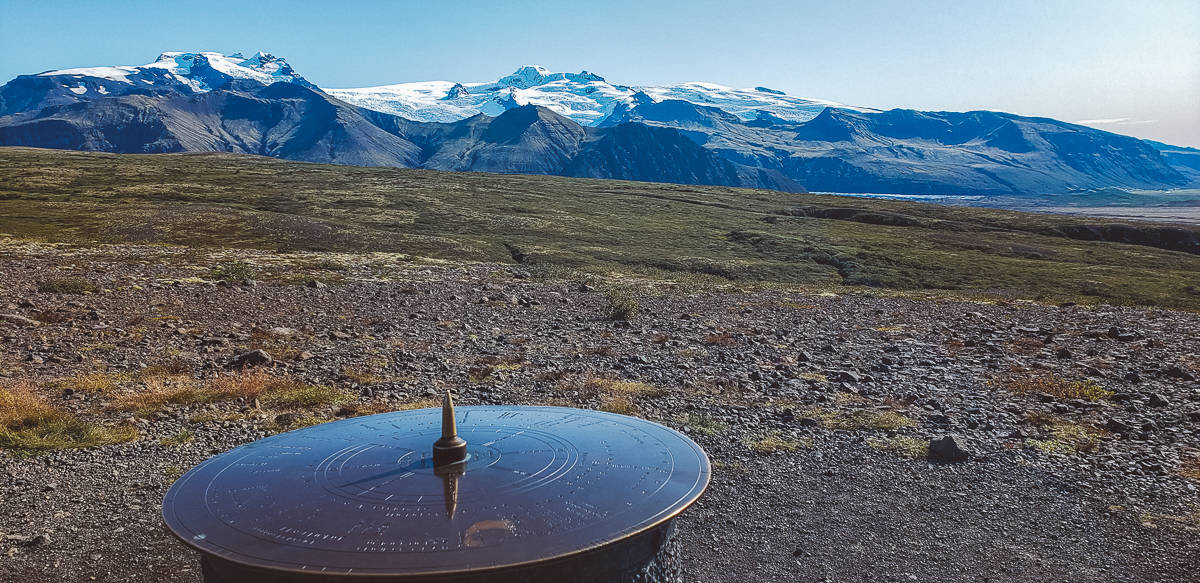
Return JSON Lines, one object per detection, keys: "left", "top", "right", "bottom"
{"left": 0, "top": 52, "right": 313, "bottom": 116}
{"left": 40, "top": 51, "right": 312, "bottom": 91}
{"left": 0, "top": 51, "right": 1192, "bottom": 195}
{"left": 325, "top": 65, "right": 875, "bottom": 126}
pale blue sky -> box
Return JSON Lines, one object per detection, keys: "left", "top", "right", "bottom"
{"left": 2, "top": 0, "right": 1197, "bottom": 146}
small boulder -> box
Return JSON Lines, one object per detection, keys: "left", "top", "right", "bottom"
{"left": 1147, "top": 393, "right": 1170, "bottom": 407}
{"left": 928, "top": 435, "right": 970, "bottom": 463}
{"left": 1165, "top": 365, "right": 1196, "bottom": 381}
{"left": 228, "top": 349, "right": 273, "bottom": 369}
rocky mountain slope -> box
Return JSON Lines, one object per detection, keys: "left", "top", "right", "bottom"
{"left": 0, "top": 52, "right": 1190, "bottom": 195}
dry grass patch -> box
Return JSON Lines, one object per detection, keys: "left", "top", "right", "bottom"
{"left": 558, "top": 377, "right": 666, "bottom": 415}
{"left": 705, "top": 332, "right": 737, "bottom": 347}
{"left": 1, "top": 382, "right": 137, "bottom": 453}
{"left": 603, "top": 288, "right": 639, "bottom": 321}
{"left": 1139, "top": 508, "right": 1200, "bottom": 531}
{"left": 600, "top": 395, "right": 635, "bottom": 415}
{"left": 582, "top": 345, "right": 618, "bottom": 357}
{"left": 47, "top": 371, "right": 128, "bottom": 394}
{"left": 746, "top": 433, "right": 811, "bottom": 455}
{"left": 868, "top": 435, "right": 929, "bottom": 459}
{"left": 343, "top": 367, "right": 384, "bottom": 385}
{"left": 677, "top": 413, "right": 728, "bottom": 437}
{"left": 1179, "top": 458, "right": 1200, "bottom": 481}
{"left": 263, "top": 384, "right": 353, "bottom": 409}
{"left": 139, "top": 357, "right": 192, "bottom": 379}
{"left": 159, "top": 429, "right": 194, "bottom": 447}
{"left": 117, "top": 370, "right": 348, "bottom": 414}
{"left": 994, "top": 370, "right": 1112, "bottom": 402}
{"left": 36, "top": 277, "right": 98, "bottom": 294}
{"left": 338, "top": 398, "right": 439, "bottom": 417}
{"left": 1025, "top": 412, "right": 1106, "bottom": 454}
{"left": 807, "top": 407, "right": 914, "bottom": 431}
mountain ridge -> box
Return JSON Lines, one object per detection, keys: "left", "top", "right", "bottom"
{"left": 0, "top": 51, "right": 1191, "bottom": 196}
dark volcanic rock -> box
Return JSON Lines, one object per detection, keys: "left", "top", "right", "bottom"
{"left": 228, "top": 349, "right": 272, "bottom": 369}
{"left": 928, "top": 435, "right": 971, "bottom": 463}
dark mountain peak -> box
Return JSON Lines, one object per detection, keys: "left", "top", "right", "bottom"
{"left": 626, "top": 99, "right": 742, "bottom": 127}
{"left": 444, "top": 83, "right": 469, "bottom": 100}
{"left": 793, "top": 107, "right": 862, "bottom": 142}
{"left": 481, "top": 104, "right": 584, "bottom": 144}
{"left": 754, "top": 86, "right": 786, "bottom": 95}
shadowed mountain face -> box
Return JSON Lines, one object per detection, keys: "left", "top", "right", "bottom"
{"left": 0, "top": 81, "right": 424, "bottom": 167}
{"left": 0, "top": 79, "right": 800, "bottom": 192}
{"left": 606, "top": 101, "right": 1189, "bottom": 195}
{"left": 365, "top": 105, "right": 800, "bottom": 190}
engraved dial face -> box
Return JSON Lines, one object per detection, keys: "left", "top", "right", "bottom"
{"left": 162, "top": 406, "right": 709, "bottom": 576}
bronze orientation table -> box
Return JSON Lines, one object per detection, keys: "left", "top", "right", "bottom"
{"left": 162, "top": 394, "right": 710, "bottom": 582}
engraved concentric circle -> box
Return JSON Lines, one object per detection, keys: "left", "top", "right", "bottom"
{"left": 162, "top": 406, "right": 709, "bottom": 576}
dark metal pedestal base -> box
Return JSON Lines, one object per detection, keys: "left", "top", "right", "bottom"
{"left": 199, "top": 522, "right": 679, "bottom": 583}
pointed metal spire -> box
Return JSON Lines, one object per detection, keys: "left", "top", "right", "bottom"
{"left": 441, "top": 391, "right": 458, "bottom": 439}
{"left": 432, "top": 391, "right": 468, "bottom": 467}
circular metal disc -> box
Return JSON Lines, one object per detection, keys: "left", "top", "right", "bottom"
{"left": 162, "top": 406, "right": 710, "bottom": 577}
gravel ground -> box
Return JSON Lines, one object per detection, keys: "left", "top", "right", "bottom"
{"left": 1, "top": 243, "right": 1198, "bottom": 582}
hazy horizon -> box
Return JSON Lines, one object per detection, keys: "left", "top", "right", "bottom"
{"left": 2, "top": 0, "right": 1196, "bottom": 147}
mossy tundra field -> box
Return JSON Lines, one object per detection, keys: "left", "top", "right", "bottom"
{"left": 1, "top": 147, "right": 1198, "bottom": 310}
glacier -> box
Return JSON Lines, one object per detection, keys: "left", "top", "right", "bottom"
{"left": 324, "top": 64, "right": 878, "bottom": 127}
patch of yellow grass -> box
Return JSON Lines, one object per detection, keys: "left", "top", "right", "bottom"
{"left": 677, "top": 413, "right": 728, "bottom": 436}
{"left": 704, "top": 332, "right": 737, "bottom": 346}
{"left": 117, "top": 370, "right": 349, "bottom": 414}
{"left": 868, "top": 435, "right": 929, "bottom": 459}
{"left": 1025, "top": 413, "right": 1106, "bottom": 454}
{"left": 746, "top": 433, "right": 811, "bottom": 455}
{"left": 994, "top": 371, "right": 1113, "bottom": 402}
{"left": 159, "top": 430, "right": 194, "bottom": 446}
{"left": 343, "top": 367, "right": 383, "bottom": 385}
{"left": 1, "top": 382, "right": 137, "bottom": 453}
{"left": 262, "top": 384, "right": 353, "bottom": 409}
{"left": 600, "top": 395, "right": 635, "bottom": 415}
{"left": 48, "top": 371, "right": 128, "bottom": 394}
{"left": 1179, "top": 458, "right": 1200, "bottom": 481}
